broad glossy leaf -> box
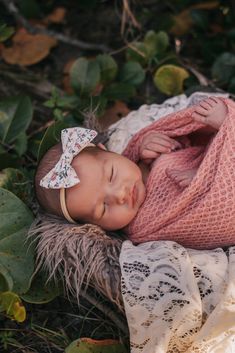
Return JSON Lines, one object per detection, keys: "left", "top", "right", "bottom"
{"left": 144, "top": 30, "right": 169, "bottom": 58}
{"left": 22, "top": 271, "right": 62, "bottom": 304}
{"left": 119, "top": 62, "right": 145, "bottom": 86}
{"left": 97, "top": 54, "right": 118, "bottom": 83}
{"left": 0, "top": 291, "right": 26, "bottom": 322}
{"left": 126, "top": 42, "right": 149, "bottom": 66}
{"left": 37, "top": 121, "right": 68, "bottom": 162}
{"left": 65, "top": 338, "right": 128, "bottom": 353}
{"left": 0, "top": 168, "right": 32, "bottom": 205}
{"left": 0, "top": 188, "right": 34, "bottom": 294}
{"left": 0, "top": 263, "right": 13, "bottom": 292}
{"left": 70, "top": 58, "right": 101, "bottom": 96}
{"left": 0, "top": 95, "right": 33, "bottom": 144}
{"left": 154, "top": 64, "right": 189, "bottom": 96}
{"left": 212, "top": 52, "right": 235, "bottom": 85}
{"left": 14, "top": 131, "right": 27, "bottom": 156}
{"left": 0, "top": 24, "right": 14, "bottom": 42}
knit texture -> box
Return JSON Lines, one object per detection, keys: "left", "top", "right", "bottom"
{"left": 123, "top": 98, "right": 235, "bottom": 249}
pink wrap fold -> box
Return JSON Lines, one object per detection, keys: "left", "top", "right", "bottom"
{"left": 123, "top": 98, "right": 235, "bottom": 249}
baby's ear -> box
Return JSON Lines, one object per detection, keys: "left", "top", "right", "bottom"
{"left": 97, "top": 142, "right": 107, "bottom": 151}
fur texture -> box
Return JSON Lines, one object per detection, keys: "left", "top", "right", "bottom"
{"left": 28, "top": 211, "right": 124, "bottom": 311}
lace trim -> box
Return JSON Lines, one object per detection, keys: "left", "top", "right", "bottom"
{"left": 120, "top": 240, "right": 235, "bottom": 353}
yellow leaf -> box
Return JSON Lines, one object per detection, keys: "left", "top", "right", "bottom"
{"left": 0, "top": 291, "right": 26, "bottom": 323}
{"left": 13, "top": 301, "right": 26, "bottom": 323}
{"left": 154, "top": 64, "right": 189, "bottom": 96}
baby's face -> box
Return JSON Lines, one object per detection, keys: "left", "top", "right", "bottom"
{"left": 66, "top": 147, "right": 146, "bottom": 231}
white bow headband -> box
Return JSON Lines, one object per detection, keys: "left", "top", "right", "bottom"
{"left": 40, "top": 127, "right": 97, "bottom": 223}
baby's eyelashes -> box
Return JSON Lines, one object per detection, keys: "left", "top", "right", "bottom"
{"left": 110, "top": 166, "right": 114, "bottom": 182}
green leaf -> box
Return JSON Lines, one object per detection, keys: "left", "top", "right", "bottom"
{"left": 144, "top": 30, "right": 169, "bottom": 58}
{"left": 126, "top": 42, "right": 149, "bottom": 66}
{"left": 0, "top": 24, "right": 14, "bottom": 42}
{"left": 53, "top": 108, "right": 64, "bottom": 122}
{"left": 154, "top": 64, "right": 189, "bottom": 96}
{"left": 22, "top": 271, "right": 62, "bottom": 304}
{"left": 103, "top": 83, "right": 136, "bottom": 101}
{"left": 65, "top": 338, "right": 128, "bottom": 353}
{"left": 212, "top": 52, "right": 235, "bottom": 85}
{"left": 14, "top": 132, "right": 27, "bottom": 156}
{"left": 119, "top": 62, "right": 145, "bottom": 86}
{"left": 70, "top": 58, "right": 101, "bottom": 96}
{"left": 56, "top": 95, "right": 80, "bottom": 109}
{"left": 0, "top": 291, "right": 26, "bottom": 322}
{"left": 0, "top": 168, "right": 32, "bottom": 205}
{"left": 0, "top": 95, "right": 33, "bottom": 144}
{"left": 44, "top": 91, "right": 80, "bottom": 110}
{"left": 0, "top": 188, "right": 34, "bottom": 294}
{"left": 96, "top": 54, "right": 118, "bottom": 83}
{"left": 0, "top": 264, "right": 13, "bottom": 292}
{"left": 37, "top": 121, "right": 68, "bottom": 162}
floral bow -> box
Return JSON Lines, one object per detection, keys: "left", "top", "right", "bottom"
{"left": 40, "top": 127, "right": 97, "bottom": 189}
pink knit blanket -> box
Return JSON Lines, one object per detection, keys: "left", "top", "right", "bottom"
{"left": 123, "top": 98, "right": 235, "bottom": 249}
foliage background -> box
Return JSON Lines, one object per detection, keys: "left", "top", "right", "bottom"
{"left": 0, "top": 0, "right": 235, "bottom": 352}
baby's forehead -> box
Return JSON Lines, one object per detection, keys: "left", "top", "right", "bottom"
{"left": 72, "top": 147, "right": 110, "bottom": 170}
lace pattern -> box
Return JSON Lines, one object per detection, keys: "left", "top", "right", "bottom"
{"left": 120, "top": 240, "right": 235, "bottom": 353}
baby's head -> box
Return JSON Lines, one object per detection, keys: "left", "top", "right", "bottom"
{"left": 35, "top": 128, "right": 146, "bottom": 231}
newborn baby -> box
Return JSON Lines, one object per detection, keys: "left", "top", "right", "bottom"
{"left": 36, "top": 97, "right": 230, "bottom": 248}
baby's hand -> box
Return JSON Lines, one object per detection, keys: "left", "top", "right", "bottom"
{"left": 191, "top": 97, "right": 228, "bottom": 130}
{"left": 139, "top": 132, "right": 182, "bottom": 164}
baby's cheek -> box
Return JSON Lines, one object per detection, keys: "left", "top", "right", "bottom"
{"left": 110, "top": 207, "right": 134, "bottom": 229}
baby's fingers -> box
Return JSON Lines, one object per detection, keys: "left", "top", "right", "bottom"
{"left": 151, "top": 135, "right": 182, "bottom": 150}
{"left": 194, "top": 106, "right": 208, "bottom": 116}
{"left": 146, "top": 142, "right": 173, "bottom": 153}
{"left": 192, "top": 111, "right": 207, "bottom": 124}
{"left": 141, "top": 149, "right": 160, "bottom": 160}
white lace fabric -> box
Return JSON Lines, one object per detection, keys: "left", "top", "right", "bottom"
{"left": 120, "top": 241, "right": 235, "bottom": 353}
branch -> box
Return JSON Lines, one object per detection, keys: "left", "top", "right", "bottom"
{"left": 0, "top": 0, "right": 111, "bottom": 52}
{"left": 121, "top": 0, "right": 141, "bottom": 36}
{"left": 0, "top": 65, "right": 56, "bottom": 100}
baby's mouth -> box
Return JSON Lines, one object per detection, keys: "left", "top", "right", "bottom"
{"left": 131, "top": 182, "right": 137, "bottom": 207}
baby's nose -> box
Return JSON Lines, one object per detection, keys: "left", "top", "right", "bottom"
{"left": 113, "top": 185, "right": 129, "bottom": 205}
